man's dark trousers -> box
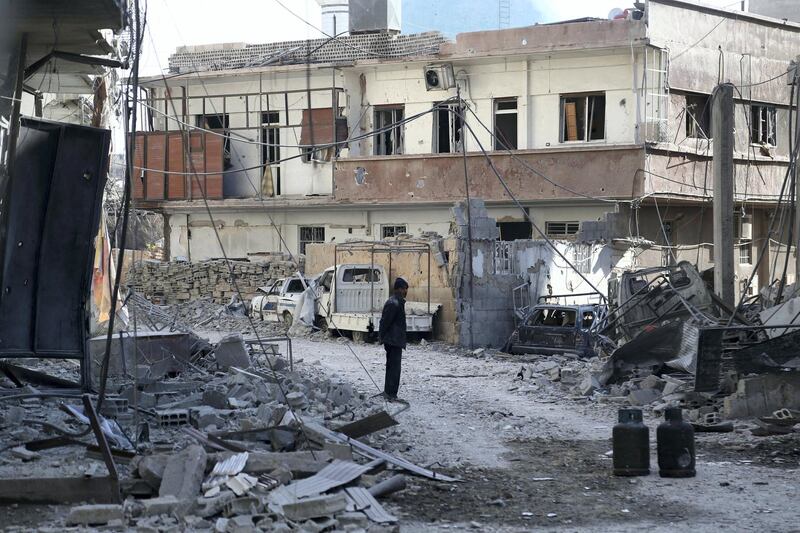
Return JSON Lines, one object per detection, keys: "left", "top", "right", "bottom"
{"left": 384, "top": 344, "right": 402, "bottom": 398}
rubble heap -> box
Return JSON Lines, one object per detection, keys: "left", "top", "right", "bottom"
{"left": 0, "top": 332, "right": 441, "bottom": 531}
{"left": 128, "top": 259, "right": 299, "bottom": 305}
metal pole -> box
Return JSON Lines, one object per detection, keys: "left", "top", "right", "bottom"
{"left": 370, "top": 245, "right": 375, "bottom": 314}
{"left": 712, "top": 83, "right": 736, "bottom": 307}
{"left": 458, "top": 88, "right": 475, "bottom": 349}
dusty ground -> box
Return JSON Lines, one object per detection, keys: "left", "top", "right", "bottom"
{"left": 294, "top": 337, "right": 800, "bottom": 533}
{"left": 1, "top": 334, "right": 798, "bottom": 532}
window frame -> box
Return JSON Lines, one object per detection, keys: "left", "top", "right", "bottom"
{"left": 433, "top": 101, "right": 465, "bottom": 153}
{"left": 381, "top": 224, "right": 408, "bottom": 239}
{"left": 685, "top": 94, "right": 712, "bottom": 140}
{"left": 299, "top": 226, "right": 325, "bottom": 255}
{"left": 559, "top": 92, "right": 606, "bottom": 143}
{"left": 493, "top": 97, "right": 519, "bottom": 150}
{"left": 751, "top": 104, "right": 777, "bottom": 147}
{"left": 374, "top": 105, "right": 405, "bottom": 155}
{"left": 545, "top": 221, "right": 581, "bottom": 238}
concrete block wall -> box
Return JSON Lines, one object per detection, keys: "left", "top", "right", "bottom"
{"left": 128, "top": 258, "right": 299, "bottom": 305}
{"left": 451, "top": 199, "right": 522, "bottom": 348}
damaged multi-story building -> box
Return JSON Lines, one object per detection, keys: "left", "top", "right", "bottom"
{"left": 134, "top": 0, "right": 800, "bottom": 301}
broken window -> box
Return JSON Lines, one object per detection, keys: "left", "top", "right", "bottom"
{"left": 433, "top": 102, "right": 464, "bottom": 153}
{"left": 374, "top": 106, "right": 404, "bottom": 155}
{"left": 751, "top": 105, "right": 777, "bottom": 146}
{"left": 286, "top": 279, "right": 306, "bottom": 293}
{"left": 299, "top": 226, "right": 325, "bottom": 255}
{"left": 197, "top": 113, "right": 231, "bottom": 169}
{"left": 545, "top": 221, "right": 580, "bottom": 238}
{"left": 560, "top": 93, "right": 605, "bottom": 142}
{"left": 493, "top": 98, "right": 518, "bottom": 150}
{"left": 262, "top": 111, "right": 281, "bottom": 195}
{"left": 497, "top": 221, "right": 532, "bottom": 241}
{"left": 685, "top": 94, "right": 711, "bottom": 139}
{"left": 299, "top": 108, "right": 347, "bottom": 163}
{"left": 381, "top": 224, "right": 407, "bottom": 238}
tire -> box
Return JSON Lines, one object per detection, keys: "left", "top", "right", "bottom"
{"left": 282, "top": 311, "right": 293, "bottom": 327}
{"left": 316, "top": 316, "right": 329, "bottom": 333}
{"left": 352, "top": 331, "right": 366, "bottom": 344}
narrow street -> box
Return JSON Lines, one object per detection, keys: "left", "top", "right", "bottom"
{"left": 295, "top": 337, "right": 800, "bottom": 532}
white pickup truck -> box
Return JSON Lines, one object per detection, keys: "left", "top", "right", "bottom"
{"left": 251, "top": 277, "right": 309, "bottom": 325}
{"left": 313, "top": 264, "right": 439, "bottom": 343}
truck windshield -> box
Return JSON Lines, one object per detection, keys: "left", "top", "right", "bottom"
{"left": 286, "top": 279, "right": 305, "bottom": 293}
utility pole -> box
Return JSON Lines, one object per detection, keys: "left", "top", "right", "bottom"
{"left": 712, "top": 83, "right": 736, "bottom": 307}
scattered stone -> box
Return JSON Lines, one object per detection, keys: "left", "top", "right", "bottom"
{"left": 628, "top": 388, "right": 662, "bottom": 406}
{"left": 10, "top": 446, "right": 39, "bottom": 462}
{"left": 139, "top": 495, "right": 182, "bottom": 517}
{"left": 281, "top": 493, "right": 348, "bottom": 521}
{"left": 215, "top": 334, "right": 251, "bottom": 370}
{"left": 138, "top": 454, "right": 169, "bottom": 489}
{"left": 159, "top": 444, "right": 208, "bottom": 514}
{"left": 66, "top": 504, "right": 123, "bottom": 526}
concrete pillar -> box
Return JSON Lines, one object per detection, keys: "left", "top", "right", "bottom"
{"left": 712, "top": 83, "right": 735, "bottom": 307}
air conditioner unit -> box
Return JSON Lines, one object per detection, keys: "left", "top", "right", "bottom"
{"left": 424, "top": 63, "right": 455, "bottom": 91}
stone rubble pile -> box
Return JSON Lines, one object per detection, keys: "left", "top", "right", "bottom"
{"left": 0, "top": 334, "right": 419, "bottom": 532}
{"left": 128, "top": 259, "right": 300, "bottom": 305}
{"left": 509, "top": 352, "right": 800, "bottom": 435}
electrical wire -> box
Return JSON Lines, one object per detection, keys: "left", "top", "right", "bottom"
{"left": 464, "top": 105, "right": 626, "bottom": 205}
{"left": 452, "top": 106, "right": 607, "bottom": 301}
{"left": 96, "top": 0, "right": 144, "bottom": 412}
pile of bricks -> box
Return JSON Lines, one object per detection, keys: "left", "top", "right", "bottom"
{"left": 128, "top": 259, "right": 299, "bottom": 305}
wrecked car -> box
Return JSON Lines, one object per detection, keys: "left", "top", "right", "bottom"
{"left": 251, "top": 276, "right": 309, "bottom": 325}
{"left": 509, "top": 302, "right": 606, "bottom": 358}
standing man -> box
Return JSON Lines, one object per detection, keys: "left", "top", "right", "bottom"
{"left": 379, "top": 278, "right": 408, "bottom": 401}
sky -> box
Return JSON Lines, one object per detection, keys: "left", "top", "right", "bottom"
{"left": 140, "top": 0, "right": 747, "bottom": 76}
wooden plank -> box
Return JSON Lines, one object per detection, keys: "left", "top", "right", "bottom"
{"left": 145, "top": 132, "right": 166, "bottom": 200}
{"left": 205, "top": 134, "right": 224, "bottom": 199}
{"left": 0, "top": 476, "right": 120, "bottom": 504}
{"left": 167, "top": 132, "right": 186, "bottom": 199}
{"left": 132, "top": 133, "right": 145, "bottom": 199}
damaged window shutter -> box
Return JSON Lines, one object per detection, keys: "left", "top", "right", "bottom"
{"left": 299, "top": 108, "right": 348, "bottom": 149}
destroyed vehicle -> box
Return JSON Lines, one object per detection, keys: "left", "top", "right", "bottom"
{"left": 251, "top": 277, "right": 309, "bottom": 325}
{"left": 509, "top": 303, "right": 605, "bottom": 358}
{"left": 604, "top": 260, "right": 718, "bottom": 344}
{"left": 314, "top": 263, "right": 440, "bottom": 343}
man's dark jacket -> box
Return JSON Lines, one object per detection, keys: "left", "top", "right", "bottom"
{"left": 379, "top": 294, "right": 407, "bottom": 348}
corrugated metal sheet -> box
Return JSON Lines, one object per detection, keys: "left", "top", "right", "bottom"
{"left": 345, "top": 487, "right": 398, "bottom": 524}
{"left": 303, "top": 420, "right": 459, "bottom": 482}
{"left": 281, "top": 460, "right": 371, "bottom": 499}
{"left": 210, "top": 451, "right": 249, "bottom": 477}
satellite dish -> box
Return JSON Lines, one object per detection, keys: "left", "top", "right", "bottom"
{"left": 608, "top": 8, "right": 625, "bottom": 20}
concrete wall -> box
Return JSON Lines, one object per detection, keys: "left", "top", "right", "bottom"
{"left": 334, "top": 147, "right": 645, "bottom": 203}
{"left": 164, "top": 201, "right": 617, "bottom": 260}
